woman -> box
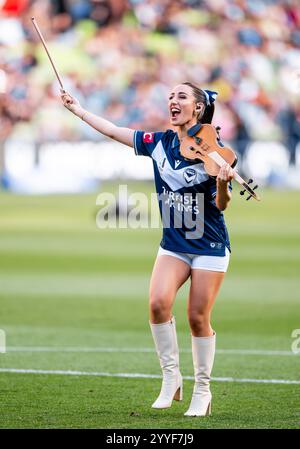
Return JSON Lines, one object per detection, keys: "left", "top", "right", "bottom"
{"left": 61, "top": 82, "right": 234, "bottom": 417}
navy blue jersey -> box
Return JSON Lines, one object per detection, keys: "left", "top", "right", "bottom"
{"left": 133, "top": 129, "right": 231, "bottom": 256}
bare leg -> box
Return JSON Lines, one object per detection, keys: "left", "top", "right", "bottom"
{"left": 149, "top": 255, "right": 190, "bottom": 324}
{"left": 188, "top": 269, "right": 225, "bottom": 336}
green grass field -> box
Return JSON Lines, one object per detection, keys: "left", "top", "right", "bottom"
{"left": 0, "top": 185, "right": 299, "bottom": 429}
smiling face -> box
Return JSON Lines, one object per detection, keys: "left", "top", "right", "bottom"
{"left": 168, "top": 84, "right": 205, "bottom": 129}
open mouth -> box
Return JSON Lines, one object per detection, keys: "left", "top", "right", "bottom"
{"left": 170, "top": 108, "right": 181, "bottom": 119}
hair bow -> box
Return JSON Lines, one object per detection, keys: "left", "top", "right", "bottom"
{"left": 203, "top": 89, "right": 218, "bottom": 106}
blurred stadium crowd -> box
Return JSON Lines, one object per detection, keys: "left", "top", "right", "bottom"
{"left": 0, "top": 0, "right": 300, "bottom": 186}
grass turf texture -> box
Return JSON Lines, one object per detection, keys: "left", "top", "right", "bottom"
{"left": 0, "top": 185, "right": 299, "bottom": 428}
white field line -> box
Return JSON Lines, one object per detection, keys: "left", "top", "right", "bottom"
{"left": 0, "top": 368, "right": 299, "bottom": 385}
{"left": 5, "top": 346, "right": 299, "bottom": 356}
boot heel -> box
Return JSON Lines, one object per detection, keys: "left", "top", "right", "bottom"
{"left": 173, "top": 384, "right": 183, "bottom": 401}
{"left": 206, "top": 401, "right": 211, "bottom": 416}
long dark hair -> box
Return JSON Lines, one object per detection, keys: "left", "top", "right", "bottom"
{"left": 182, "top": 82, "right": 215, "bottom": 124}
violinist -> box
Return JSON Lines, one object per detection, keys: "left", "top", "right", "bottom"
{"left": 61, "top": 82, "right": 234, "bottom": 417}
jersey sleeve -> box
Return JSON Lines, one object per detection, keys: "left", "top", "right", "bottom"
{"left": 133, "top": 130, "right": 165, "bottom": 158}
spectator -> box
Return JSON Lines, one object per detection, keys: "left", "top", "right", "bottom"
{"left": 0, "top": 0, "right": 299, "bottom": 168}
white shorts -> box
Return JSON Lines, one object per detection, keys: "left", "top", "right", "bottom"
{"left": 157, "top": 246, "right": 230, "bottom": 272}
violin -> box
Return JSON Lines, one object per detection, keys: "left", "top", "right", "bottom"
{"left": 180, "top": 123, "right": 261, "bottom": 201}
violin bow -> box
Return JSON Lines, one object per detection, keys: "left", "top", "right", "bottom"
{"left": 31, "top": 17, "right": 65, "bottom": 92}
{"left": 208, "top": 151, "right": 261, "bottom": 201}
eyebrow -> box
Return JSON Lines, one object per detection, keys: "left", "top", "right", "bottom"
{"left": 169, "top": 91, "right": 188, "bottom": 96}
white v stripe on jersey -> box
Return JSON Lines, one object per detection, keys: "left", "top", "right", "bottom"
{"left": 152, "top": 140, "right": 209, "bottom": 191}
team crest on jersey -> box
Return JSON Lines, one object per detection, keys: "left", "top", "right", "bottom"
{"left": 143, "top": 132, "right": 154, "bottom": 143}
{"left": 183, "top": 168, "right": 196, "bottom": 184}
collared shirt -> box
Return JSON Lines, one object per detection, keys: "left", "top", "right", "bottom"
{"left": 133, "top": 129, "right": 231, "bottom": 256}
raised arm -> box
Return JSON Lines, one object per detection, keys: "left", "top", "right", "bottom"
{"left": 60, "top": 90, "right": 135, "bottom": 148}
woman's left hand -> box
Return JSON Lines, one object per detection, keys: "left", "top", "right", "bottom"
{"left": 217, "top": 163, "right": 234, "bottom": 183}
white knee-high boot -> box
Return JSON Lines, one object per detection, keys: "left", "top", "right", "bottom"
{"left": 150, "top": 316, "right": 183, "bottom": 409}
{"left": 184, "top": 332, "right": 216, "bottom": 417}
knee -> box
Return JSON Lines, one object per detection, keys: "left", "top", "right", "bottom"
{"left": 188, "top": 311, "right": 209, "bottom": 335}
{"left": 149, "top": 291, "right": 171, "bottom": 322}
